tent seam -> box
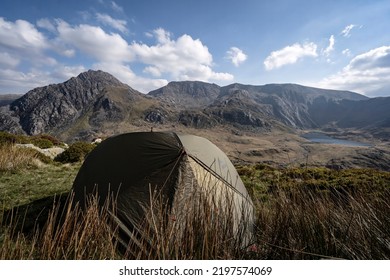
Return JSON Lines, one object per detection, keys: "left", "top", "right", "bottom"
{"left": 186, "top": 153, "right": 253, "bottom": 205}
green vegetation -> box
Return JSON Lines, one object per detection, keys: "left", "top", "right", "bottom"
{"left": 237, "top": 163, "right": 390, "bottom": 201}
{"left": 237, "top": 164, "right": 390, "bottom": 259}
{"left": 55, "top": 142, "right": 96, "bottom": 163}
{"left": 0, "top": 132, "right": 389, "bottom": 259}
{"left": 0, "top": 163, "right": 79, "bottom": 209}
{"left": 0, "top": 131, "right": 63, "bottom": 148}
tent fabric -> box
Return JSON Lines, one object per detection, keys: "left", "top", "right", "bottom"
{"left": 178, "top": 134, "right": 249, "bottom": 199}
{"left": 72, "top": 131, "right": 254, "bottom": 248}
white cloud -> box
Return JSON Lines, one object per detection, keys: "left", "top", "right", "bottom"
{"left": 36, "top": 18, "right": 56, "bottom": 32}
{"left": 264, "top": 42, "right": 318, "bottom": 70}
{"left": 0, "top": 18, "right": 234, "bottom": 94}
{"left": 316, "top": 46, "right": 390, "bottom": 95}
{"left": 95, "top": 13, "right": 127, "bottom": 33}
{"left": 0, "top": 64, "right": 87, "bottom": 94}
{"left": 342, "top": 48, "right": 351, "bottom": 57}
{"left": 130, "top": 28, "right": 233, "bottom": 82}
{"left": 323, "top": 35, "right": 335, "bottom": 57}
{"left": 226, "top": 47, "right": 247, "bottom": 67}
{"left": 54, "top": 24, "right": 233, "bottom": 90}
{"left": 56, "top": 20, "right": 133, "bottom": 63}
{"left": 341, "top": 24, "right": 356, "bottom": 37}
{"left": 93, "top": 62, "right": 168, "bottom": 93}
{"left": 111, "top": 1, "right": 124, "bottom": 13}
{"left": 143, "top": 66, "right": 162, "bottom": 77}
{"left": 51, "top": 65, "right": 87, "bottom": 80}
{"left": 153, "top": 28, "right": 172, "bottom": 44}
{"left": 0, "top": 17, "right": 48, "bottom": 51}
{"left": 0, "top": 17, "right": 56, "bottom": 68}
{"left": 0, "top": 52, "right": 20, "bottom": 67}
{"left": 349, "top": 46, "right": 390, "bottom": 70}
{"left": 144, "top": 31, "right": 154, "bottom": 38}
{"left": 0, "top": 69, "right": 54, "bottom": 93}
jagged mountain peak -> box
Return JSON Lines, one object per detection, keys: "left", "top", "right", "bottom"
{"left": 6, "top": 70, "right": 142, "bottom": 136}
{"left": 74, "top": 70, "right": 125, "bottom": 85}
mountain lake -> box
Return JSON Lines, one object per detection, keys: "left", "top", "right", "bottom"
{"left": 302, "top": 132, "right": 372, "bottom": 147}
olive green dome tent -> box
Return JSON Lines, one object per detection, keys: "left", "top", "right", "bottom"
{"left": 72, "top": 132, "right": 254, "bottom": 249}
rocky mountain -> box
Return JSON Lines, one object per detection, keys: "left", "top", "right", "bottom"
{"left": 0, "top": 70, "right": 166, "bottom": 140}
{"left": 148, "top": 81, "right": 221, "bottom": 109}
{"left": 211, "top": 83, "right": 368, "bottom": 128}
{"left": 0, "top": 69, "right": 388, "bottom": 141}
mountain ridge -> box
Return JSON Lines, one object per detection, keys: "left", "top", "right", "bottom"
{"left": 0, "top": 69, "right": 388, "bottom": 141}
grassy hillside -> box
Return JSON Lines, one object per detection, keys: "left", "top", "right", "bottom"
{"left": 1, "top": 140, "right": 389, "bottom": 259}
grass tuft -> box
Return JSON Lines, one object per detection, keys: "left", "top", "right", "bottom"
{"left": 0, "top": 144, "right": 43, "bottom": 172}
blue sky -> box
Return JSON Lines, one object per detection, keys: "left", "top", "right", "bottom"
{"left": 0, "top": 0, "right": 389, "bottom": 96}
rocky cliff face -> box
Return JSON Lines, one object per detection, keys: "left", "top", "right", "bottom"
{"left": 148, "top": 81, "right": 221, "bottom": 109}
{"left": 9, "top": 70, "right": 132, "bottom": 135}
{"left": 0, "top": 70, "right": 158, "bottom": 140}
{"left": 206, "top": 89, "right": 272, "bottom": 128}
{"left": 215, "top": 83, "right": 368, "bottom": 128}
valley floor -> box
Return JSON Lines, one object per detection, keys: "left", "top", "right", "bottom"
{"left": 162, "top": 126, "right": 390, "bottom": 171}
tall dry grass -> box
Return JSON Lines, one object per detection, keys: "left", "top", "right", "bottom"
{"left": 1, "top": 186, "right": 253, "bottom": 260}
{"left": 252, "top": 186, "right": 390, "bottom": 259}
{"left": 1, "top": 170, "right": 389, "bottom": 259}
{"left": 120, "top": 186, "right": 252, "bottom": 259}
{"left": 0, "top": 144, "right": 42, "bottom": 172}
{"left": 0, "top": 194, "right": 119, "bottom": 259}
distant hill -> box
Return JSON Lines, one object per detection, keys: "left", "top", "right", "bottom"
{"left": 0, "top": 94, "right": 23, "bottom": 106}
{"left": 0, "top": 69, "right": 388, "bottom": 141}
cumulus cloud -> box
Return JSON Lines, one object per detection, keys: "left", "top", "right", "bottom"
{"left": 51, "top": 65, "right": 87, "bottom": 80}
{"left": 264, "top": 42, "right": 318, "bottom": 70}
{"left": 55, "top": 24, "right": 233, "bottom": 85}
{"left": 226, "top": 47, "right": 247, "bottom": 67}
{"left": 153, "top": 28, "right": 172, "bottom": 44}
{"left": 0, "top": 17, "right": 233, "bottom": 93}
{"left": 95, "top": 13, "right": 127, "bottom": 33}
{"left": 143, "top": 66, "right": 162, "bottom": 77}
{"left": 316, "top": 46, "right": 390, "bottom": 95}
{"left": 130, "top": 28, "right": 233, "bottom": 82}
{"left": 56, "top": 20, "right": 133, "bottom": 63}
{"left": 93, "top": 62, "right": 168, "bottom": 93}
{"left": 0, "top": 17, "right": 57, "bottom": 69}
{"left": 323, "top": 35, "right": 335, "bottom": 57}
{"left": 348, "top": 46, "right": 390, "bottom": 70}
{"left": 0, "top": 17, "right": 48, "bottom": 51}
